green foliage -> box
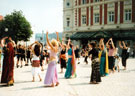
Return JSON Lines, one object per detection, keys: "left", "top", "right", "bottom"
{"left": 0, "top": 10, "right": 33, "bottom": 43}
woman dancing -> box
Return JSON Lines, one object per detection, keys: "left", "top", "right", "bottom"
{"left": 88, "top": 42, "right": 101, "bottom": 84}
{"left": 106, "top": 38, "right": 115, "bottom": 73}
{"left": 99, "top": 38, "right": 109, "bottom": 77}
{"left": 119, "top": 41, "right": 129, "bottom": 70}
{"left": 1, "top": 37, "right": 15, "bottom": 86}
{"left": 58, "top": 38, "right": 67, "bottom": 73}
{"left": 44, "top": 31, "right": 59, "bottom": 87}
{"left": 65, "top": 39, "right": 76, "bottom": 79}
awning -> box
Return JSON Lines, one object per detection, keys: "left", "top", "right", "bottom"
{"left": 70, "top": 32, "right": 96, "bottom": 40}
{"left": 70, "top": 30, "right": 135, "bottom": 40}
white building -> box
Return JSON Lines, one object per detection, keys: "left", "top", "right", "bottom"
{"left": 63, "top": 0, "right": 135, "bottom": 46}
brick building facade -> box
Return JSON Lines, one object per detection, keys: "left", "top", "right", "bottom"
{"left": 63, "top": 0, "right": 135, "bottom": 47}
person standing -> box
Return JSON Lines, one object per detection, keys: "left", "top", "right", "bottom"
{"left": 44, "top": 31, "right": 59, "bottom": 87}
{"left": 0, "top": 42, "right": 2, "bottom": 74}
{"left": 30, "top": 41, "right": 42, "bottom": 82}
{"left": 75, "top": 45, "right": 80, "bottom": 64}
{"left": 106, "top": 38, "right": 115, "bottom": 73}
{"left": 16, "top": 44, "right": 22, "bottom": 68}
{"left": 84, "top": 48, "right": 89, "bottom": 64}
{"left": 59, "top": 44, "right": 67, "bottom": 73}
{"left": 88, "top": 42, "right": 101, "bottom": 84}
{"left": 1, "top": 37, "right": 15, "bottom": 86}
{"left": 65, "top": 39, "right": 76, "bottom": 79}
{"left": 26, "top": 46, "right": 32, "bottom": 66}
{"left": 119, "top": 41, "right": 129, "bottom": 70}
{"left": 99, "top": 38, "right": 109, "bottom": 77}
{"left": 21, "top": 45, "right": 27, "bottom": 67}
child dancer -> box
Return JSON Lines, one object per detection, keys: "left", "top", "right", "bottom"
{"left": 30, "top": 41, "right": 42, "bottom": 82}
{"left": 114, "top": 54, "right": 120, "bottom": 72}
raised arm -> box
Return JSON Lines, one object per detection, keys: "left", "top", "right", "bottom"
{"left": 110, "top": 38, "right": 115, "bottom": 49}
{"left": 56, "top": 31, "right": 62, "bottom": 48}
{"left": 66, "top": 39, "right": 70, "bottom": 52}
{"left": 119, "top": 41, "right": 123, "bottom": 49}
{"left": 1, "top": 37, "right": 8, "bottom": 47}
{"left": 56, "top": 32, "right": 59, "bottom": 42}
{"left": 106, "top": 38, "right": 110, "bottom": 48}
{"left": 99, "top": 38, "right": 104, "bottom": 49}
{"left": 122, "top": 41, "right": 128, "bottom": 49}
{"left": 35, "top": 41, "right": 42, "bottom": 48}
{"left": 46, "top": 31, "right": 57, "bottom": 52}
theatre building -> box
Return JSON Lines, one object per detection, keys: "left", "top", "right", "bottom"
{"left": 63, "top": 0, "right": 135, "bottom": 48}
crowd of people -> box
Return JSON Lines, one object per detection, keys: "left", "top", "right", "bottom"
{"left": 0, "top": 32, "right": 132, "bottom": 87}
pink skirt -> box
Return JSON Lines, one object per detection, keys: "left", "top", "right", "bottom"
{"left": 44, "top": 61, "right": 58, "bottom": 86}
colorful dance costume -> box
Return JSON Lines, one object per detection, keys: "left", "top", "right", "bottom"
{"left": 44, "top": 50, "right": 58, "bottom": 86}
{"left": 65, "top": 48, "right": 76, "bottom": 78}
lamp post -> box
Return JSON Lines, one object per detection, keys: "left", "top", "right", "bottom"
{"left": 5, "top": 28, "right": 8, "bottom": 32}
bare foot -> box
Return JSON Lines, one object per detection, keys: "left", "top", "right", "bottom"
{"left": 51, "top": 83, "right": 55, "bottom": 87}
{"left": 32, "top": 80, "right": 35, "bottom": 82}
{"left": 56, "top": 82, "right": 59, "bottom": 86}
{"left": 39, "top": 78, "right": 42, "bottom": 82}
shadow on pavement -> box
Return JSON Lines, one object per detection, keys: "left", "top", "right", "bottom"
{"left": 15, "top": 81, "right": 32, "bottom": 84}
{"left": 119, "top": 69, "right": 135, "bottom": 73}
{"left": 0, "top": 84, "right": 8, "bottom": 88}
{"left": 22, "top": 86, "right": 45, "bottom": 90}
{"left": 0, "top": 83, "right": 14, "bottom": 88}
{"left": 22, "top": 85, "right": 55, "bottom": 90}
{"left": 69, "top": 82, "right": 89, "bottom": 86}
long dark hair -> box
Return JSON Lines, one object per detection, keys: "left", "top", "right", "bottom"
{"left": 90, "top": 42, "right": 96, "bottom": 48}
{"left": 34, "top": 45, "right": 41, "bottom": 56}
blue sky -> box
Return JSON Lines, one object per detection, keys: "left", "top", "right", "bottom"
{"left": 0, "top": 0, "right": 63, "bottom": 34}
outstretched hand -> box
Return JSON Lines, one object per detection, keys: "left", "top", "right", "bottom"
{"left": 109, "top": 38, "right": 112, "bottom": 41}
{"left": 68, "top": 39, "right": 71, "bottom": 42}
{"left": 100, "top": 38, "right": 104, "bottom": 41}
{"left": 56, "top": 31, "right": 58, "bottom": 35}
{"left": 46, "top": 31, "right": 48, "bottom": 35}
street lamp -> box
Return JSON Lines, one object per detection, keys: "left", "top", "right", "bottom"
{"left": 5, "top": 28, "right": 8, "bottom": 32}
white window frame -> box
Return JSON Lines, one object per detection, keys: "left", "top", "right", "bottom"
{"left": 108, "top": 11, "right": 114, "bottom": 23}
{"left": 125, "top": 9, "right": 131, "bottom": 21}
{"left": 94, "top": 13, "right": 99, "bottom": 23}
{"left": 82, "top": 15, "right": 86, "bottom": 25}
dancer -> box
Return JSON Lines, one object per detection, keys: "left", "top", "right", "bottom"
{"left": 30, "top": 41, "right": 42, "bottom": 82}
{"left": 44, "top": 31, "right": 59, "bottom": 87}
{"left": 119, "top": 41, "right": 129, "bottom": 70}
{"left": 58, "top": 38, "right": 67, "bottom": 73}
{"left": 65, "top": 39, "right": 76, "bottom": 79}
{"left": 88, "top": 42, "right": 101, "bottom": 84}
{"left": 114, "top": 54, "right": 120, "bottom": 72}
{"left": 26, "top": 46, "right": 32, "bottom": 66}
{"left": 106, "top": 38, "right": 115, "bottom": 73}
{"left": 16, "top": 44, "right": 22, "bottom": 68}
{"left": 1, "top": 37, "right": 15, "bottom": 86}
{"left": 0, "top": 42, "right": 2, "bottom": 74}
{"left": 84, "top": 48, "right": 89, "bottom": 64}
{"left": 99, "top": 38, "right": 109, "bottom": 77}
{"left": 75, "top": 45, "right": 80, "bottom": 64}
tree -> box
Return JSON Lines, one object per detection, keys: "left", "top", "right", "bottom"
{"left": 0, "top": 10, "right": 33, "bottom": 43}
